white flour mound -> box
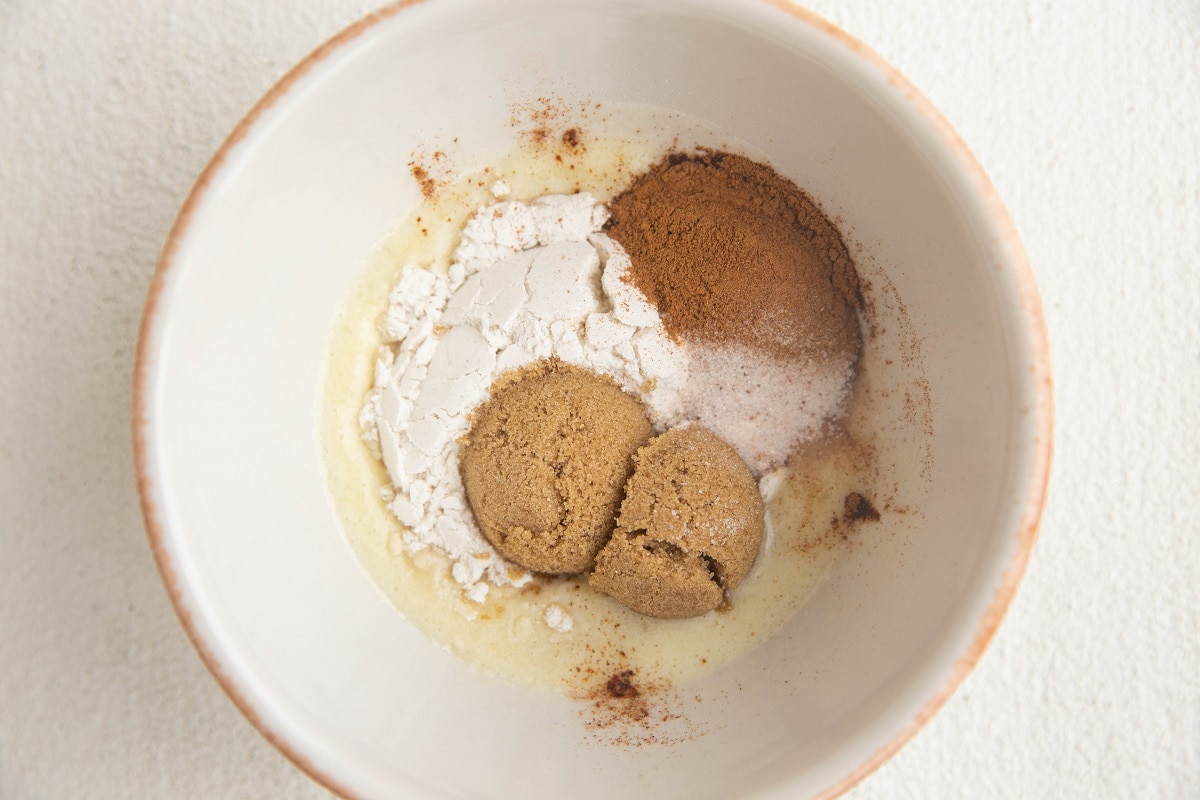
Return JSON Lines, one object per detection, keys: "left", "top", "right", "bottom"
{"left": 360, "top": 193, "right": 686, "bottom": 605}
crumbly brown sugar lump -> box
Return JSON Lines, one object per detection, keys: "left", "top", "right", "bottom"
{"left": 460, "top": 359, "right": 653, "bottom": 575}
{"left": 589, "top": 425, "right": 765, "bottom": 619}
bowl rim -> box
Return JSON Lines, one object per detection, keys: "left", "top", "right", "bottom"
{"left": 131, "top": 1, "right": 1054, "bottom": 798}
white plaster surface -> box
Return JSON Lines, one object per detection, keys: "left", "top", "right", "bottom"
{"left": 0, "top": 0, "right": 1196, "bottom": 797}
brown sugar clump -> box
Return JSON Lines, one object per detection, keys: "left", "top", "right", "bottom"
{"left": 590, "top": 426, "right": 764, "bottom": 619}
{"left": 461, "top": 359, "right": 653, "bottom": 574}
{"left": 843, "top": 492, "right": 880, "bottom": 522}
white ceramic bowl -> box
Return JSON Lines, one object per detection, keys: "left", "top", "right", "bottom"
{"left": 134, "top": 1, "right": 1052, "bottom": 798}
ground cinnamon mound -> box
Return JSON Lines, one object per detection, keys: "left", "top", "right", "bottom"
{"left": 604, "top": 151, "right": 862, "bottom": 364}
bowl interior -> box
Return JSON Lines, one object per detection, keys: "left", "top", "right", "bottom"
{"left": 139, "top": 0, "right": 1048, "bottom": 798}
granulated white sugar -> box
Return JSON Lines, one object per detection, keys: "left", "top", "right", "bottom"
{"left": 682, "top": 342, "right": 853, "bottom": 475}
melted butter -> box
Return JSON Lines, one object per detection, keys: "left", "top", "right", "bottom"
{"left": 320, "top": 106, "right": 875, "bottom": 694}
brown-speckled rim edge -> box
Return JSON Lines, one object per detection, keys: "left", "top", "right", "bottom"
{"left": 131, "top": 2, "right": 1054, "bottom": 799}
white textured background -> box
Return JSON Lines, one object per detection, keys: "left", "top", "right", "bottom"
{"left": 1, "top": 0, "right": 1197, "bottom": 797}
